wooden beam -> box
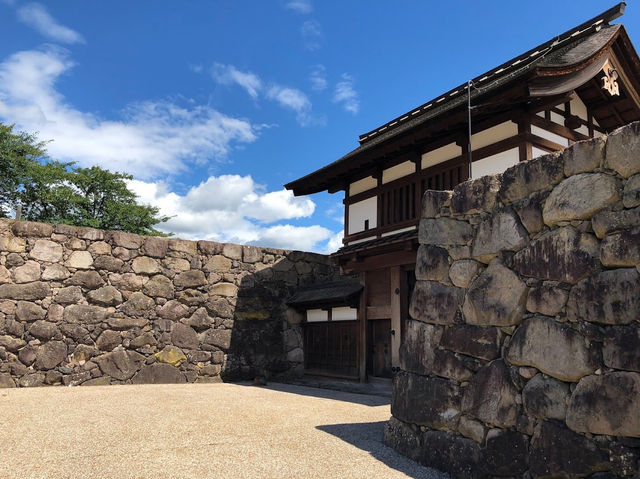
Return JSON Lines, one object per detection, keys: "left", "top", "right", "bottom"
{"left": 529, "top": 114, "right": 590, "bottom": 142}
{"left": 358, "top": 272, "right": 367, "bottom": 383}
{"left": 367, "top": 305, "right": 392, "bottom": 320}
{"left": 390, "top": 266, "right": 401, "bottom": 369}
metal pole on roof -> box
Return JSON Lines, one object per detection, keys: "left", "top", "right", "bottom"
{"left": 467, "top": 80, "right": 473, "bottom": 180}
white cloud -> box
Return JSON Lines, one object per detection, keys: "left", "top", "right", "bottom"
{"left": 0, "top": 48, "right": 258, "bottom": 179}
{"left": 266, "top": 84, "right": 316, "bottom": 126}
{"left": 128, "top": 176, "right": 334, "bottom": 252}
{"left": 17, "top": 3, "right": 85, "bottom": 44}
{"left": 333, "top": 73, "right": 360, "bottom": 114}
{"left": 325, "top": 230, "right": 344, "bottom": 254}
{"left": 284, "top": 0, "right": 312, "bottom": 14}
{"left": 210, "top": 63, "right": 262, "bottom": 99}
{"left": 309, "top": 64, "right": 327, "bottom": 91}
{"left": 301, "top": 20, "right": 322, "bottom": 51}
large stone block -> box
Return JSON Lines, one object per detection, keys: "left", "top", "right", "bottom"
{"left": 448, "top": 259, "right": 482, "bottom": 288}
{"left": 566, "top": 268, "right": 640, "bottom": 325}
{"left": 87, "top": 286, "right": 123, "bottom": 307}
{"left": 106, "top": 315, "right": 147, "bottom": 330}
{"left": 507, "top": 316, "right": 600, "bottom": 381}
{"left": 0, "top": 282, "right": 50, "bottom": 301}
{"left": 543, "top": 173, "right": 620, "bottom": 226}
{"left": 15, "top": 301, "right": 46, "bottom": 322}
{"left": 28, "top": 320, "right": 59, "bottom": 341}
{"left": 169, "top": 238, "right": 197, "bottom": 255}
{"left": 142, "top": 237, "right": 168, "bottom": 258}
{"left": 514, "top": 197, "right": 544, "bottom": 235}
{"left": 383, "top": 417, "right": 422, "bottom": 463}
{"left": 440, "top": 324, "right": 500, "bottom": 360}
{"left": 0, "top": 234, "right": 26, "bottom": 254}
{"left": 92, "top": 256, "right": 124, "bottom": 272}
{"left": 55, "top": 286, "right": 84, "bottom": 305}
{"left": 510, "top": 226, "right": 598, "bottom": 283}
{"left": 34, "top": 341, "right": 67, "bottom": 369}
{"left": 450, "top": 175, "right": 500, "bottom": 215}
{"left": 420, "top": 430, "right": 482, "bottom": 479}
{"left": 210, "top": 282, "right": 238, "bottom": 297}
{"left": 471, "top": 208, "right": 529, "bottom": 263}
{"left": 399, "top": 320, "right": 442, "bottom": 375}
{"left": 65, "top": 270, "right": 105, "bottom": 290}
{"left": 155, "top": 345, "right": 187, "bottom": 366}
{"left": 0, "top": 335, "right": 26, "bottom": 352}
{"left": 391, "top": 372, "right": 461, "bottom": 429}
{"left": 563, "top": 135, "right": 605, "bottom": 176}
{"left": 415, "top": 245, "right": 449, "bottom": 281}
{"left": 131, "top": 256, "right": 161, "bottom": 275}
{"left": 174, "top": 270, "right": 207, "bottom": 288}
{"left": 462, "top": 261, "right": 527, "bottom": 327}
{"left": 600, "top": 229, "right": 640, "bottom": 267}
{"left": 592, "top": 205, "right": 640, "bottom": 238}
{"left": 157, "top": 300, "right": 189, "bottom": 320}
{"left": 95, "top": 350, "right": 145, "bottom": 380}
{"left": 603, "top": 326, "right": 640, "bottom": 372}
{"left": 421, "top": 190, "right": 452, "bottom": 219}
{"left": 567, "top": 372, "right": 640, "bottom": 438}
{"left": 530, "top": 421, "right": 610, "bottom": 477}
{"left": 119, "top": 292, "right": 154, "bottom": 317}
{"left": 131, "top": 363, "right": 186, "bottom": 384}
{"left": 480, "top": 430, "right": 529, "bottom": 477}
{"left": 623, "top": 173, "right": 640, "bottom": 208}
{"left": 409, "top": 280, "right": 463, "bottom": 325}
{"left": 418, "top": 218, "right": 473, "bottom": 246}
{"left": 171, "top": 323, "right": 199, "bottom": 349}
{"left": 522, "top": 373, "right": 569, "bottom": 420}
{"left": 202, "top": 328, "right": 232, "bottom": 350}
{"left": 63, "top": 305, "right": 108, "bottom": 324}
{"left": 525, "top": 282, "right": 568, "bottom": 316}
{"left": 499, "top": 151, "right": 564, "bottom": 203}
{"left": 12, "top": 221, "right": 53, "bottom": 237}
{"left": 111, "top": 231, "right": 143, "bottom": 249}
{"left": 142, "top": 275, "right": 174, "bottom": 298}
{"left": 430, "top": 349, "right": 476, "bottom": 382}
{"left": 605, "top": 121, "right": 640, "bottom": 178}
{"left": 29, "top": 239, "right": 62, "bottom": 262}
{"left": 462, "top": 360, "right": 518, "bottom": 428}
{"left": 65, "top": 250, "right": 94, "bottom": 269}
{"left": 204, "top": 255, "right": 232, "bottom": 273}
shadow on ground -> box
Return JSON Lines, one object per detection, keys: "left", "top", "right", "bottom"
{"left": 234, "top": 381, "right": 391, "bottom": 407}
{"left": 318, "top": 421, "right": 448, "bottom": 479}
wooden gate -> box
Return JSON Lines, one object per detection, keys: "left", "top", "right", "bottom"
{"left": 303, "top": 321, "right": 359, "bottom": 379}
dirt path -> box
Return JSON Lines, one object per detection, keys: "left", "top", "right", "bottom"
{"left": 0, "top": 382, "right": 447, "bottom": 479}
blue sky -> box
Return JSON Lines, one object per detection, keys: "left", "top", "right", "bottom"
{"left": 1, "top": 1, "right": 638, "bottom": 252}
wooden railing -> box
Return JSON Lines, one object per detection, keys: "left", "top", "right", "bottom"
{"left": 344, "top": 158, "right": 468, "bottom": 244}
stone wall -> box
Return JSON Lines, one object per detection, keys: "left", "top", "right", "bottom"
{"left": 384, "top": 122, "right": 640, "bottom": 478}
{"left": 0, "top": 219, "right": 337, "bottom": 387}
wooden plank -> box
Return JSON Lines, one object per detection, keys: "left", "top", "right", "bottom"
{"left": 529, "top": 114, "right": 590, "bottom": 142}
{"left": 367, "top": 305, "right": 392, "bottom": 320}
{"left": 390, "top": 266, "right": 401, "bottom": 369}
{"left": 358, "top": 272, "right": 367, "bottom": 382}
{"left": 343, "top": 250, "right": 417, "bottom": 274}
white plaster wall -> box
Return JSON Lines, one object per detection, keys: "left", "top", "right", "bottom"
{"left": 348, "top": 197, "right": 377, "bottom": 234}
{"left": 531, "top": 125, "right": 569, "bottom": 147}
{"left": 571, "top": 96, "right": 589, "bottom": 135}
{"left": 383, "top": 161, "right": 415, "bottom": 184}
{"left": 532, "top": 146, "right": 549, "bottom": 159}
{"left": 550, "top": 111, "right": 565, "bottom": 125}
{"left": 381, "top": 226, "right": 416, "bottom": 237}
{"left": 332, "top": 307, "right": 358, "bottom": 321}
{"left": 349, "top": 176, "right": 377, "bottom": 196}
{"left": 307, "top": 309, "right": 328, "bottom": 322}
{"left": 472, "top": 148, "right": 519, "bottom": 178}
{"left": 421, "top": 143, "right": 461, "bottom": 169}
{"left": 346, "top": 236, "right": 376, "bottom": 246}
{"left": 471, "top": 121, "right": 518, "bottom": 150}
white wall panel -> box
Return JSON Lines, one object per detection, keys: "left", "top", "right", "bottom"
{"left": 349, "top": 176, "right": 377, "bottom": 196}
{"left": 531, "top": 125, "right": 569, "bottom": 147}
{"left": 472, "top": 148, "right": 519, "bottom": 178}
{"left": 348, "top": 197, "right": 377, "bottom": 234}
{"left": 471, "top": 121, "right": 518, "bottom": 150}
{"left": 383, "top": 161, "right": 414, "bottom": 184}
{"left": 332, "top": 307, "right": 357, "bottom": 321}
{"left": 422, "top": 143, "right": 461, "bottom": 169}
{"left": 306, "top": 309, "right": 327, "bottom": 322}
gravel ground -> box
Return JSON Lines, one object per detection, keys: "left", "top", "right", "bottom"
{"left": 0, "top": 382, "right": 447, "bottom": 479}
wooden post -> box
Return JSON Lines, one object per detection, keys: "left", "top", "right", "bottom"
{"left": 358, "top": 271, "right": 367, "bottom": 382}
{"left": 518, "top": 119, "right": 532, "bottom": 162}
{"left": 390, "top": 266, "right": 402, "bottom": 369}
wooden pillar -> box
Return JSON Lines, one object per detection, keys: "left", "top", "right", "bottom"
{"left": 343, "top": 187, "right": 350, "bottom": 242}
{"left": 374, "top": 170, "right": 383, "bottom": 238}
{"left": 518, "top": 119, "right": 532, "bottom": 162}
{"left": 390, "top": 266, "right": 402, "bottom": 368}
{"left": 358, "top": 271, "right": 367, "bottom": 382}
{"left": 411, "top": 151, "right": 421, "bottom": 221}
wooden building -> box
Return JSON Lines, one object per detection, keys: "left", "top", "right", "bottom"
{"left": 285, "top": 3, "right": 640, "bottom": 382}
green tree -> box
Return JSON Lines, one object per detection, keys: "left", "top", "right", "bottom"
{"left": 0, "top": 122, "right": 169, "bottom": 236}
